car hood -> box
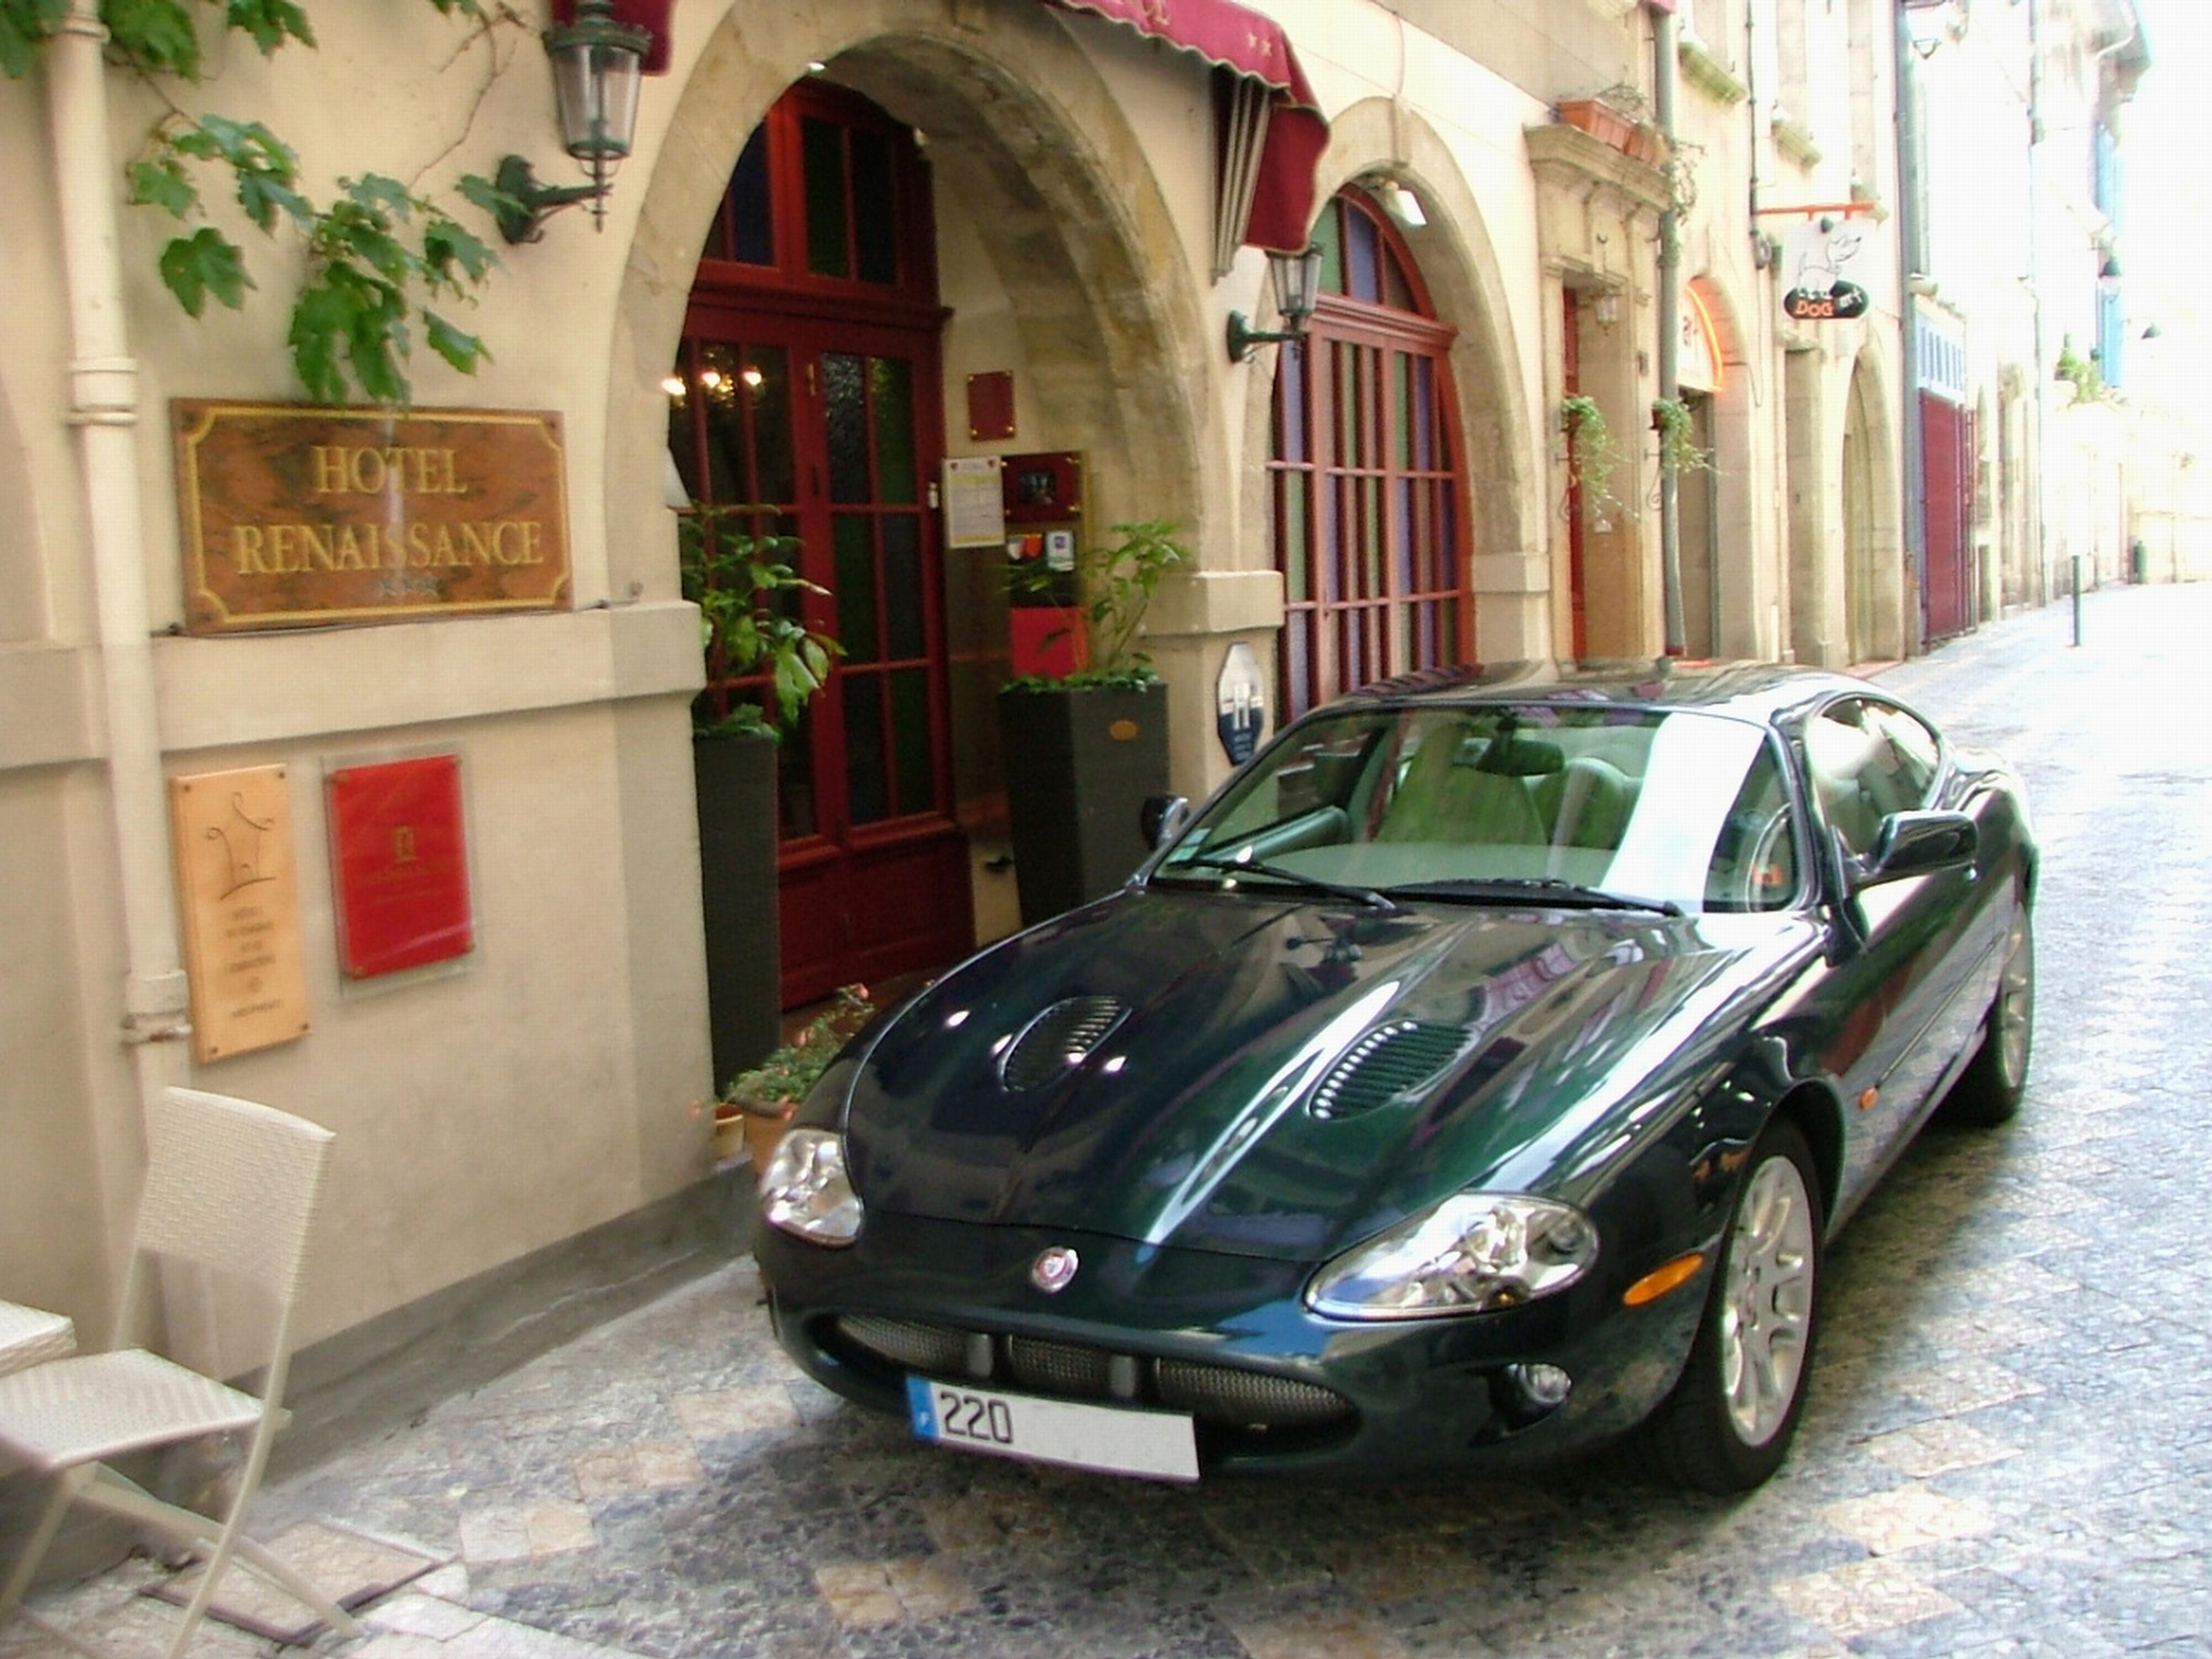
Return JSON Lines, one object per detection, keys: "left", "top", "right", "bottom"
{"left": 842, "top": 889, "right": 1819, "bottom": 1261}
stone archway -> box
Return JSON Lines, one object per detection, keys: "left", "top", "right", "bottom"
{"left": 606, "top": 0, "right": 1213, "bottom": 614}
{"left": 1842, "top": 349, "right": 1904, "bottom": 664}
{"left": 1681, "top": 275, "right": 1771, "bottom": 659}
{"left": 602, "top": 0, "right": 1220, "bottom": 963}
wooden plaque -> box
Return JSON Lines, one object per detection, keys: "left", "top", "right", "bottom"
{"left": 169, "top": 765, "right": 311, "bottom": 1063}
{"left": 174, "top": 401, "right": 571, "bottom": 633}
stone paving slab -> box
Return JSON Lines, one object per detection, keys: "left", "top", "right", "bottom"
{"left": 9, "top": 586, "right": 2212, "bottom": 1658}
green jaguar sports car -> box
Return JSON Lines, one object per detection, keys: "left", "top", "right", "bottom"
{"left": 752, "top": 661, "right": 2036, "bottom": 1492}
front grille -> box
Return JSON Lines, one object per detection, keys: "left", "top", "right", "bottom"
{"left": 828, "top": 1316, "right": 1354, "bottom": 1433}
{"left": 835, "top": 1314, "right": 969, "bottom": 1375}
{"left": 1006, "top": 1334, "right": 1113, "bottom": 1398}
{"left": 1157, "top": 1358, "right": 1349, "bottom": 1428}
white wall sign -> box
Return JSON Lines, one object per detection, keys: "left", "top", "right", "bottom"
{"left": 1216, "top": 641, "right": 1266, "bottom": 764}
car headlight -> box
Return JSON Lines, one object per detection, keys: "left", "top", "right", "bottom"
{"left": 1306, "top": 1193, "right": 1597, "bottom": 1319}
{"left": 759, "top": 1128, "right": 863, "bottom": 1247}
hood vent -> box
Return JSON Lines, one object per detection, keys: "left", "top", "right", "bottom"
{"left": 1001, "top": 995, "right": 1127, "bottom": 1093}
{"left": 1310, "top": 1021, "right": 1468, "bottom": 1120}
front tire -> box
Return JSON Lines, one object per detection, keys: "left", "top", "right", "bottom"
{"left": 1943, "top": 899, "right": 2034, "bottom": 1127}
{"left": 1641, "top": 1117, "right": 1823, "bottom": 1493}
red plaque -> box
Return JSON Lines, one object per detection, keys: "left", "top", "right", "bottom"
{"left": 966, "top": 371, "right": 1015, "bottom": 441}
{"left": 327, "top": 755, "right": 474, "bottom": 979}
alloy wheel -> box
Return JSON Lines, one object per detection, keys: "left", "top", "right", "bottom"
{"left": 1994, "top": 912, "right": 2033, "bottom": 1087}
{"left": 1718, "top": 1153, "right": 1817, "bottom": 1447}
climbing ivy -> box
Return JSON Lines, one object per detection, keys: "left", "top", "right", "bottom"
{"left": 2, "top": 0, "right": 517, "bottom": 405}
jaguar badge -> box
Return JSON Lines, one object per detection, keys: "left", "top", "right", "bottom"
{"left": 1029, "top": 1246, "right": 1079, "bottom": 1294}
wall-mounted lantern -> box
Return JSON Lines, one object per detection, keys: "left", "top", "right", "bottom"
{"left": 1227, "top": 245, "right": 1325, "bottom": 364}
{"left": 494, "top": 0, "right": 653, "bottom": 244}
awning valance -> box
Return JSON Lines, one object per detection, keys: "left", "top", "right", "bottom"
{"left": 556, "top": 0, "right": 1328, "bottom": 252}
{"left": 1045, "top": 0, "right": 1328, "bottom": 255}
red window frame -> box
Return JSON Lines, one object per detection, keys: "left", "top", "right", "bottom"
{"left": 1268, "top": 190, "right": 1470, "bottom": 721}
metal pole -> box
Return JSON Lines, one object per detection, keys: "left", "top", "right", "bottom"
{"left": 2028, "top": 0, "right": 2058, "bottom": 624}
{"left": 1655, "top": 4, "right": 1684, "bottom": 657}
{"left": 1895, "top": 4, "right": 1928, "bottom": 658}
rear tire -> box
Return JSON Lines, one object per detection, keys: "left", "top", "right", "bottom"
{"left": 1943, "top": 898, "right": 2033, "bottom": 1128}
{"left": 1641, "top": 1117, "right": 1823, "bottom": 1494}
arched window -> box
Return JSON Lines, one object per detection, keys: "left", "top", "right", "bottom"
{"left": 1267, "top": 187, "right": 1470, "bottom": 719}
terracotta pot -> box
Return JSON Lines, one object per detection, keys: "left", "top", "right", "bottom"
{"left": 711, "top": 1102, "right": 748, "bottom": 1164}
{"left": 1557, "top": 100, "right": 1635, "bottom": 153}
{"left": 740, "top": 1102, "right": 795, "bottom": 1176}
{"left": 1627, "top": 123, "right": 1668, "bottom": 167}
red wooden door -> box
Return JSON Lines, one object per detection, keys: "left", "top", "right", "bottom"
{"left": 672, "top": 83, "right": 973, "bottom": 1008}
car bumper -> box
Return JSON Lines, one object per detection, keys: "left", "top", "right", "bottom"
{"left": 754, "top": 1209, "right": 1711, "bottom": 1479}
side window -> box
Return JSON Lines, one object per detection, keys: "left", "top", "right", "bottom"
{"left": 1802, "top": 698, "right": 1943, "bottom": 857}
{"left": 1704, "top": 739, "right": 1799, "bottom": 911}
{"left": 1865, "top": 702, "right": 1942, "bottom": 807}
{"left": 1802, "top": 701, "right": 1887, "bottom": 857}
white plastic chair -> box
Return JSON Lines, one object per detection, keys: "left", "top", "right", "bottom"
{"left": 0, "top": 1302, "right": 75, "bottom": 1376}
{"left": 0, "top": 1087, "right": 361, "bottom": 1658}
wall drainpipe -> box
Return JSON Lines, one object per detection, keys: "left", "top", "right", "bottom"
{"left": 1654, "top": 2, "right": 1684, "bottom": 656}
{"left": 47, "top": 0, "right": 192, "bottom": 1190}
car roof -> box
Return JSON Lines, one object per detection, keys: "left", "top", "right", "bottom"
{"left": 1326, "top": 659, "right": 1880, "bottom": 727}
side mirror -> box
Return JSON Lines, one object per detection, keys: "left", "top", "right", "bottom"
{"left": 1853, "top": 810, "right": 1977, "bottom": 889}
{"left": 1140, "top": 794, "right": 1190, "bottom": 849}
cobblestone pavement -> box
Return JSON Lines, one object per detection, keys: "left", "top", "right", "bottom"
{"left": 12, "top": 585, "right": 2210, "bottom": 1659}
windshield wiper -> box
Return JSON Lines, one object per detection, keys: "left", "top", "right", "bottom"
{"left": 1166, "top": 853, "right": 1402, "bottom": 914}
{"left": 1379, "top": 876, "right": 1683, "bottom": 917}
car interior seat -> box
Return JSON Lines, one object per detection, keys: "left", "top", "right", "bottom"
{"left": 1376, "top": 726, "right": 1548, "bottom": 847}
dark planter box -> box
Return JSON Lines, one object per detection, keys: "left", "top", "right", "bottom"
{"left": 998, "top": 682, "right": 1170, "bottom": 926}
{"left": 693, "top": 733, "right": 781, "bottom": 1092}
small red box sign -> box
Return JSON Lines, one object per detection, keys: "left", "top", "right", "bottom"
{"left": 327, "top": 755, "right": 475, "bottom": 979}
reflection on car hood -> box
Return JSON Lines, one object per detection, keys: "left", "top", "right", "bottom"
{"left": 844, "top": 890, "right": 1819, "bottom": 1261}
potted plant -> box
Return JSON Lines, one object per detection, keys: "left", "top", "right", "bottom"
{"left": 1561, "top": 394, "right": 1627, "bottom": 523}
{"left": 1651, "top": 396, "right": 1713, "bottom": 478}
{"left": 681, "top": 507, "right": 841, "bottom": 1100}
{"left": 998, "top": 520, "right": 1188, "bottom": 925}
{"left": 717, "top": 984, "right": 873, "bottom": 1172}
{"left": 1557, "top": 84, "right": 1662, "bottom": 165}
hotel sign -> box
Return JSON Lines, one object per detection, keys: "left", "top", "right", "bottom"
{"left": 174, "top": 401, "right": 571, "bottom": 634}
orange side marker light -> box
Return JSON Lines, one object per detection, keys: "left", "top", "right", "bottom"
{"left": 1623, "top": 1253, "right": 1707, "bottom": 1308}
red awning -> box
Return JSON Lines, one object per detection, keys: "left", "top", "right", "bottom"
{"left": 1046, "top": 0, "right": 1328, "bottom": 252}
{"left": 554, "top": 0, "right": 1326, "bottom": 246}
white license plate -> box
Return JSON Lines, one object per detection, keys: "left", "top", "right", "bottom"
{"left": 905, "top": 1375, "right": 1199, "bottom": 1483}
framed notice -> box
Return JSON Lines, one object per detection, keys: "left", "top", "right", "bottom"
{"left": 174, "top": 401, "right": 571, "bottom": 633}
{"left": 326, "top": 754, "right": 476, "bottom": 979}
{"left": 169, "top": 765, "right": 311, "bottom": 1063}
{"left": 942, "top": 456, "right": 1006, "bottom": 549}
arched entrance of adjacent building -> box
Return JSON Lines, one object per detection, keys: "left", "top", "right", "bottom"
{"left": 1267, "top": 185, "right": 1471, "bottom": 719}
{"left": 1841, "top": 351, "right": 1901, "bottom": 665}
{"left": 669, "top": 81, "right": 970, "bottom": 1009}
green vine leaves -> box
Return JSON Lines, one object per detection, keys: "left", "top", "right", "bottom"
{"left": 3, "top": 0, "right": 519, "bottom": 406}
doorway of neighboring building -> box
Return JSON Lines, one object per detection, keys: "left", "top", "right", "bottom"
{"left": 1677, "top": 390, "right": 1718, "bottom": 658}
{"left": 1563, "top": 288, "right": 1590, "bottom": 661}
{"left": 1267, "top": 187, "right": 1471, "bottom": 720}
{"left": 669, "top": 81, "right": 973, "bottom": 1008}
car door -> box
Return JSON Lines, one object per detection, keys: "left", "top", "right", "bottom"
{"left": 1798, "top": 695, "right": 1987, "bottom": 1206}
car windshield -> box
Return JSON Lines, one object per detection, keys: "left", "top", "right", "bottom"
{"left": 1150, "top": 702, "right": 1801, "bottom": 915}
